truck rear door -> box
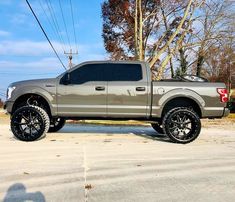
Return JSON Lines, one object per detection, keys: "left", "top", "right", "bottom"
{"left": 105, "top": 63, "right": 149, "bottom": 118}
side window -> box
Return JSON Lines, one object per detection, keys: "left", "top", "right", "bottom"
{"left": 103, "top": 64, "right": 143, "bottom": 81}
{"left": 70, "top": 64, "right": 104, "bottom": 84}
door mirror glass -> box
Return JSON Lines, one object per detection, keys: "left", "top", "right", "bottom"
{"left": 61, "top": 73, "right": 71, "bottom": 85}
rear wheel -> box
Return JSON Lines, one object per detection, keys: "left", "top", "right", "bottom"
{"left": 151, "top": 123, "right": 164, "bottom": 134}
{"left": 11, "top": 105, "right": 50, "bottom": 141}
{"left": 48, "top": 118, "right": 66, "bottom": 132}
{"left": 162, "top": 107, "right": 201, "bottom": 144}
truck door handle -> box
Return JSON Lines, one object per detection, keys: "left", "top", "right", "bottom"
{"left": 136, "top": 87, "right": 146, "bottom": 91}
{"left": 95, "top": 86, "right": 105, "bottom": 91}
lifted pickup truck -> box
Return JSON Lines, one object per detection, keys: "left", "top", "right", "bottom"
{"left": 4, "top": 61, "right": 229, "bottom": 143}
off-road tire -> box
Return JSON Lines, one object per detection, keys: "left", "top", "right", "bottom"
{"left": 11, "top": 105, "right": 50, "bottom": 141}
{"left": 162, "top": 107, "right": 201, "bottom": 144}
{"left": 151, "top": 123, "right": 164, "bottom": 134}
{"left": 48, "top": 118, "right": 66, "bottom": 132}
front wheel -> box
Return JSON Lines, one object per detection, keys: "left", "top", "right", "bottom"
{"left": 162, "top": 107, "right": 201, "bottom": 144}
{"left": 11, "top": 105, "right": 50, "bottom": 141}
{"left": 48, "top": 118, "right": 66, "bottom": 132}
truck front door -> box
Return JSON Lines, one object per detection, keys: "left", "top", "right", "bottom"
{"left": 57, "top": 63, "right": 107, "bottom": 117}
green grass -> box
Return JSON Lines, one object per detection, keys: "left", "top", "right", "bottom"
{"left": 228, "top": 113, "right": 235, "bottom": 119}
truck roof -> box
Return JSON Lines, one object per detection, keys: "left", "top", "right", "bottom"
{"left": 75, "top": 60, "right": 147, "bottom": 65}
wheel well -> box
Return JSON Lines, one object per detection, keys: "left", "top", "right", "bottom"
{"left": 12, "top": 94, "right": 51, "bottom": 117}
{"left": 162, "top": 97, "right": 202, "bottom": 118}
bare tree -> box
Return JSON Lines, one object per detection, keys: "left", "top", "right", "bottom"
{"left": 178, "top": 0, "right": 234, "bottom": 76}
{"left": 102, "top": 0, "right": 233, "bottom": 80}
{"left": 102, "top": 0, "right": 200, "bottom": 79}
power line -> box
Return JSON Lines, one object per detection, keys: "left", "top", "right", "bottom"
{"left": 44, "top": 0, "right": 67, "bottom": 50}
{"left": 75, "top": 1, "right": 80, "bottom": 62}
{"left": 0, "top": 55, "right": 60, "bottom": 57}
{"left": 69, "top": 0, "right": 78, "bottom": 52}
{"left": 39, "top": 0, "right": 66, "bottom": 52}
{"left": 0, "top": 72, "right": 58, "bottom": 75}
{"left": 59, "top": 0, "right": 71, "bottom": 50}
{"left": 49, "top": 0, "right": 71, "bottom": 51}
{"left": 26, "top": 0, "right": 67, "bottom": 71}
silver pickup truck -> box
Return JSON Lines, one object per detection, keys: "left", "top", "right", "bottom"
{"left": 4, "top": 61, "right": 229, "bottom": 143}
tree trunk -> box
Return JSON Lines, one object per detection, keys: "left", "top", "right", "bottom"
{"left": 160, "top": 6, "right": 174, "bottom": 78}
{"left": 169, "top": 51, "right": 174, "bottom": 78}
{"left": 179, "top": 48, "right": 188, "bottom": 75}
{"left": 196, "top": 49, "right": 204, "bottom": 76}
{"left": 135, "top": 0, "right": 139, "bottom": 60}
{"left": 138, "top": 0, "right": 144, "bottom": 60}
{"left": 134, "top": 0, "right": 138, "bottom": 59}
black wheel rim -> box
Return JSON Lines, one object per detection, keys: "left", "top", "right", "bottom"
{"left": 167, "top": 111, "right": 197, "bottom": 141}
{"left": 12, "top": 109, "right": 44, "bottom": 140}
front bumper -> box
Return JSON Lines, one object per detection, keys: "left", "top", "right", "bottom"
{"left": 223, "top": 108, "right": 230, "bottom": 117}
{"left": 4, "top": 101, "right": 14, "bottom": 114}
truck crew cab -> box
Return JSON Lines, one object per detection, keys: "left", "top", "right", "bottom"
{"left": 4, "top": 61, "right": 229, "bottom": 143}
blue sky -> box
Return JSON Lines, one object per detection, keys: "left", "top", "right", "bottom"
{"left": 0, "top": 0, "right": 107, "bottom": 99}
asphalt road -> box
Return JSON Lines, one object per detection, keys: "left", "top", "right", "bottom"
{"left": 0, "top": 123, "right": 235, "bottom": 202}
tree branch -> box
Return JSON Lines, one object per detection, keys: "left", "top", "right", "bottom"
{"left": 149, "top": 0, "right": 194, "bottom": 68}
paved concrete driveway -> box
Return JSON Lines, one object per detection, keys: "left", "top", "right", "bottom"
{"left": 0, "top": 123, "right": 235, "bottom": 202}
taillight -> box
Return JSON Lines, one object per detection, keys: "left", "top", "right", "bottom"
{"left": 217, "top": 88, "right": 228, "bottom": 103}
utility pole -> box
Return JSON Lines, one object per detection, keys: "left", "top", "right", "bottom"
{"left": 64, "top": 49, "right": 78, "bottom": 69}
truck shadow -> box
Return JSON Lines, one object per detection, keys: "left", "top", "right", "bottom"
{"left": 60, "top": 124, "right": 172, "bottom": 143}
{"left": 2, "top": 183, "right": 45, "bottom": 202}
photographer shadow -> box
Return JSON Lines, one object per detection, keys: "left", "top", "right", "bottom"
{"left": 3, "top": 183, "right": 45, "bottom": 202}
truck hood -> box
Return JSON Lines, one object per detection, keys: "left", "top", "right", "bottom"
{"left": 10, "top": 78, "right": 58, "bottom": 88}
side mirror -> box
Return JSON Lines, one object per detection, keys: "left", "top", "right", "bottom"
{"left": 62, "top": 73, "right": 71, "bottom": 85}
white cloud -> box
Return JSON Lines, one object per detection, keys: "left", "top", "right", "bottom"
{"left": 0, "top": 57, "right": 64, "bottom": 72}
{"left": 0, "top": 57, "right": 64, "bottom": 98}
{"left": 0, "top": 52, "right": 107, "bottom": 73}
{"left": 0, "top": 40, "right": 64, "bottom": 56}
{"left": 0, "top": 39, "right": 107, "bottom": 80}
{"left": 0, "top": 54, "right": 108, "bottom": 74}
{"left": 0, "top": 30, "right": 10, "bottom": 37}
{"left": 0, "top": 39, "right": 107, "bottom": 60}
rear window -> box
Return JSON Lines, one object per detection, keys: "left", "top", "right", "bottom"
{"left": 104, "top": 63, "right": 142, "bottom": 81}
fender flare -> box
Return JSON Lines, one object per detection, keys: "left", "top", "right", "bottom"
{"left": 158, "top": 88, "right": 205, "bottom": 116}
{"left": 12, "top": 86, "right": 56, "bottom": 116}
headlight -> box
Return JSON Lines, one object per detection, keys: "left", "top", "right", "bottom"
{"left": 7, "top": 86, "right": 16, "bottom": 100}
